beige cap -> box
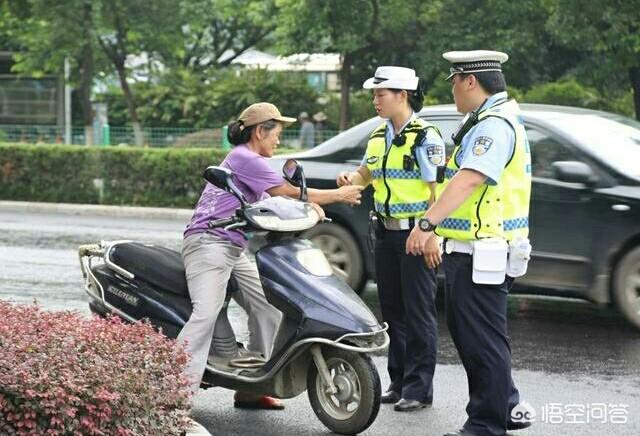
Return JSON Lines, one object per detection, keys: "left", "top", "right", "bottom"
{"left": 238, "top": 102, "right": 296, "bottom": 127}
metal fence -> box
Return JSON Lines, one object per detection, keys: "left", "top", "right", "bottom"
{"left": 0, "top": 124, "right": 339, "bottom": 148}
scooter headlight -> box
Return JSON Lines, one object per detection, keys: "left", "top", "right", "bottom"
{"left": 296, "top": 248, "right": 333, "bottom": 277}
{"left": 250, "top": 209, "right": 320, "bottom": 232}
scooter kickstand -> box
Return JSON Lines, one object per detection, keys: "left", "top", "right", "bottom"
{"left": 310, "top": 344, "right": 338, "bottom": 395}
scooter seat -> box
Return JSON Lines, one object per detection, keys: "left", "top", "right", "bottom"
{"left": 109, "top": 242, "right": 189, "bottom": 297}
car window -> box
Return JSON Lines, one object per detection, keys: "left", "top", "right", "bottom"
{"left": 554, "top": 113, "right": 640, "bottom": 181}
{"left": 296, "top": 117, "right": 381, "bottom": 163}
{"left": 526, "top": 126, "right": 584, "bottom": 179}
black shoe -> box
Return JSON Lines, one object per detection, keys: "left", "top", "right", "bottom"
{"left": 443, "top": 429, "right": 478, "bottom": 436}
{"left": 381, "top": 390, "right": 401, "bottom": 404}
{"left": 393, "top": 398, "right": 431, "bottom": 412}
{"left": 507, "top": 420, "right": 532, "bottom": 431}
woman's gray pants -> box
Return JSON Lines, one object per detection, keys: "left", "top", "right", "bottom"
{"left": 177, "top": 233, "right": 282, "bottom": 394}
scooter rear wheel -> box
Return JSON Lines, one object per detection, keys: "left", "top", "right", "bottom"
{"left": 307, "top": 347, "right": 380, "bottom": 435}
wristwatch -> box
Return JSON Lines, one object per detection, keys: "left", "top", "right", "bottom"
{"left": 418, "top": 217, "right": 437, "bottom": 232}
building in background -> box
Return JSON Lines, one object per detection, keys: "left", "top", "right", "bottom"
{"left": 228, "top": 49, "right": 341, "bottom": 92}
{"left": 0, "top": 51, "right": 65, "bottom": 128}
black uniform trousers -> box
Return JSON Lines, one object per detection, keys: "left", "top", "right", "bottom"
{"left": 375, "top": 228, "right": 438, "bottom": 403}
{"left": 442, "top": 252, "right": 521, "bottom": 436}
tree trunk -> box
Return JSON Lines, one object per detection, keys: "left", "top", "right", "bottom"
{"left": 80, "top": 1, "right": 94, "bottom": 145}
{"left": 339, "top": 52, "right": 352, "bottom": 131}
{"left": 115, "top": 63, "right": 144, "bottom": 146}
{"left": 630, "top": 66, "right": 640, "bottom": 121}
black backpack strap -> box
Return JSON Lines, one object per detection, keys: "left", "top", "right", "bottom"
{"left": 409, "top": 124, "right": 441, "bottom": 170}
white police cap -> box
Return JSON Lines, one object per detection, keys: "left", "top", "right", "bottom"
{"left": 363, "top": 66, "right": 419, "bottom": 91}
{"left": 443, "top": 50, "right": 509, "bottom": 81}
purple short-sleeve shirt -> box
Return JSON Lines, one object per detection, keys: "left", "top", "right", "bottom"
{"left": 184, "top": 145, "right": 285, "bottom": 248}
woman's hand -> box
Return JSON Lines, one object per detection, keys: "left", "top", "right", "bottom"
{"left": 337, "top": 185, "right": 364, "bottom": 205}
{"left": 423, "top": 235, "right": 442, "bottom": 269}
{"left": 310, "top": 203, "right": 326, "bottom": 220}
{"left": 337, "top": 171, "right": 354, "bottom": 187}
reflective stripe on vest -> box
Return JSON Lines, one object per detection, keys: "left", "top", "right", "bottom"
{"left": 364, "top": 118, "right": 437, "bottom": 219}
{"left": 435, "top": 99, "right": 532, "bottom": 241}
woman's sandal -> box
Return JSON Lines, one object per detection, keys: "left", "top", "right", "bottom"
{"left": 233, "top": 392, "right": 285, "bottom": 410}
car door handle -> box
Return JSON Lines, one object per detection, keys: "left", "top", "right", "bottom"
{"left": 611, "top": 204, "right": 631, "bottom": 212}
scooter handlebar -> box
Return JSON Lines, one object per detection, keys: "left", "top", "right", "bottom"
{"left": 208, "top": 216, "right": 239, "bottom": 229}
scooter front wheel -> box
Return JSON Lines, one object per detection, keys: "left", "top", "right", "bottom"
{"left": 307, "top": 347, "right": 381, "bottom": 435}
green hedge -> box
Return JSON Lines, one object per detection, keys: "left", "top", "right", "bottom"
{"left": 0, "top": 144, "right": 228, "bottom": 207}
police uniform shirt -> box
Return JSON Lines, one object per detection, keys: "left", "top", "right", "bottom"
{"left": 361, "top": 112, "right": 445, "bottom": 182}
{"left": 455, "top": 91, "right": 515, "bottom": 185}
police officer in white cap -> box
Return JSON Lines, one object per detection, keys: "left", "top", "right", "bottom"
{"left": 405, "top": 51, "right": 533, "bottom": 435}
{"left": 337, "top": 66, "right": 445, "bottom": 412}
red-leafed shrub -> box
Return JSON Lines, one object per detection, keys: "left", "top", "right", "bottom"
{"left": 0, "top": 301, "right": 192, "bottom": 435}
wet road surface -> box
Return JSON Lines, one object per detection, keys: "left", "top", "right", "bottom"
{"left": 1, "top": 210, "right": 639, "bottom": 435}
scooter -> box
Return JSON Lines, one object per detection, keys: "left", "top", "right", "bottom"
{"left": 78, "top": 159, "right": 389, "bottom": 435}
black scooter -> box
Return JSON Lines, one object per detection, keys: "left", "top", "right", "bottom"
{"left": 78, "top": 160, "right": 388, "bottom": 435}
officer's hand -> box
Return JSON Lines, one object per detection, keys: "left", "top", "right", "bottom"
{"left": 337, "top": 171, "right": 354, "bottom": 187}
{"left": 405, "top": 225, "right": 434, "bottom": 256}
{"left": 337, "top": 185, "right": 364, "bottom": 205}
{"left": 423, "top": 236, "right": 442, "bottom": 269}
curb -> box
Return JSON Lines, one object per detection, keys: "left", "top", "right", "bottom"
{"left": 0, "top": 201, "right": 193, "bottom": 220}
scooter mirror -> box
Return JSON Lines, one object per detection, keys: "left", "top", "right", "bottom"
{"left": 282, "top": 159, "right": 308, "bottom": 202}
{"left": 204, "top": 166, "right": 232, "bottom": 190}
{"left": 203, "top": 166, "right": 249, "bottom": 206}
{"left": 283, "top": 159, "right": 302, "bottom": 186}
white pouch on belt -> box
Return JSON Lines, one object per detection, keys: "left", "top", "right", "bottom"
{"left": 471, "top": 238, "right": 508, "bottom": 284}
{"left": 506, "top": 237, "right": 532, "bottom": 278}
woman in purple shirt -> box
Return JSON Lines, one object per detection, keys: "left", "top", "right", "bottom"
{"left": 179, "top": 102, "right": 364, "bottom": 410}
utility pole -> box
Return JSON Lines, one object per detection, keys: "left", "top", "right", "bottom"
{"left": 64, "top": 57, "right": 72, "bottom": 144}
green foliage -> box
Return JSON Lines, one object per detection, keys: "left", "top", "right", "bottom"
{"left": 205, "top": 69, "right": 319, "bottom": 127}
{"left": 275, "top": 0, "right": 380, "bottom": 55}
{"left": 0, "top": 144, "right": 228, "bottom": 207}
{"left": 523, "top": 79, "right": 601, "bottom": 108}
{"left": 1, "top": 0, "right": 99, "bottom": 77}
{"left": 99, "top": 68, "right": 320, "bottom": 128}
{"left": 521, "top": 79, "right": 634, "bottom": 116}
{"left": 3, "top": 0, "right": 640, "bottom": 128}
{"left": 546, "top": 0, "right": 640, "bottom": 72}
{"left": 174, "top": 0, "right": 277, "bottom": 72}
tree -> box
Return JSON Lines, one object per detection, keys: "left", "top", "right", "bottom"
{"left": 175, "top": 0, "right": 277, "bottom": 72}
{"left": 94, "top": 0, "right": 180, "bottom": 145}
{"left": 546, "top": 0, "right": 640, "bottom": 120}
{"left": 97, "top": 68, "right": 319, "bottom": 129}
{"left": 276, "top": 0, "right": 383, "bottom": 130}
{"left": 275, "top": 0, "right": 557, "bottom": 129}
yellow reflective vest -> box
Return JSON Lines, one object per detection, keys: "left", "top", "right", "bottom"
{"left": 365, "top": 118, "right": 440, "bottom": 219}
{"left": 435, "top": 99, "right": 531, "bottom": 241}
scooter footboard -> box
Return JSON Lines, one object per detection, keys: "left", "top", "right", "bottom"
{"left": 203, "top": 346, "right": 314, "bottom": 399}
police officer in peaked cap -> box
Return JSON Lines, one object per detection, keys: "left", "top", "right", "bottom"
{"left": 405, "top": 51, "right": 534, "bottom": 436}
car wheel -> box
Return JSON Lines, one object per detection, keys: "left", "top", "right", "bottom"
{"left": 304, "top": 223, "right": 366, "bottom": 293}
{"left": 613, "top": 246, "right": 640, "bottom": 330}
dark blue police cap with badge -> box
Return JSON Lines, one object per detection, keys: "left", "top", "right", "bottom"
{"left": 443, "top": 50, "right": 509, "bottom": 81}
